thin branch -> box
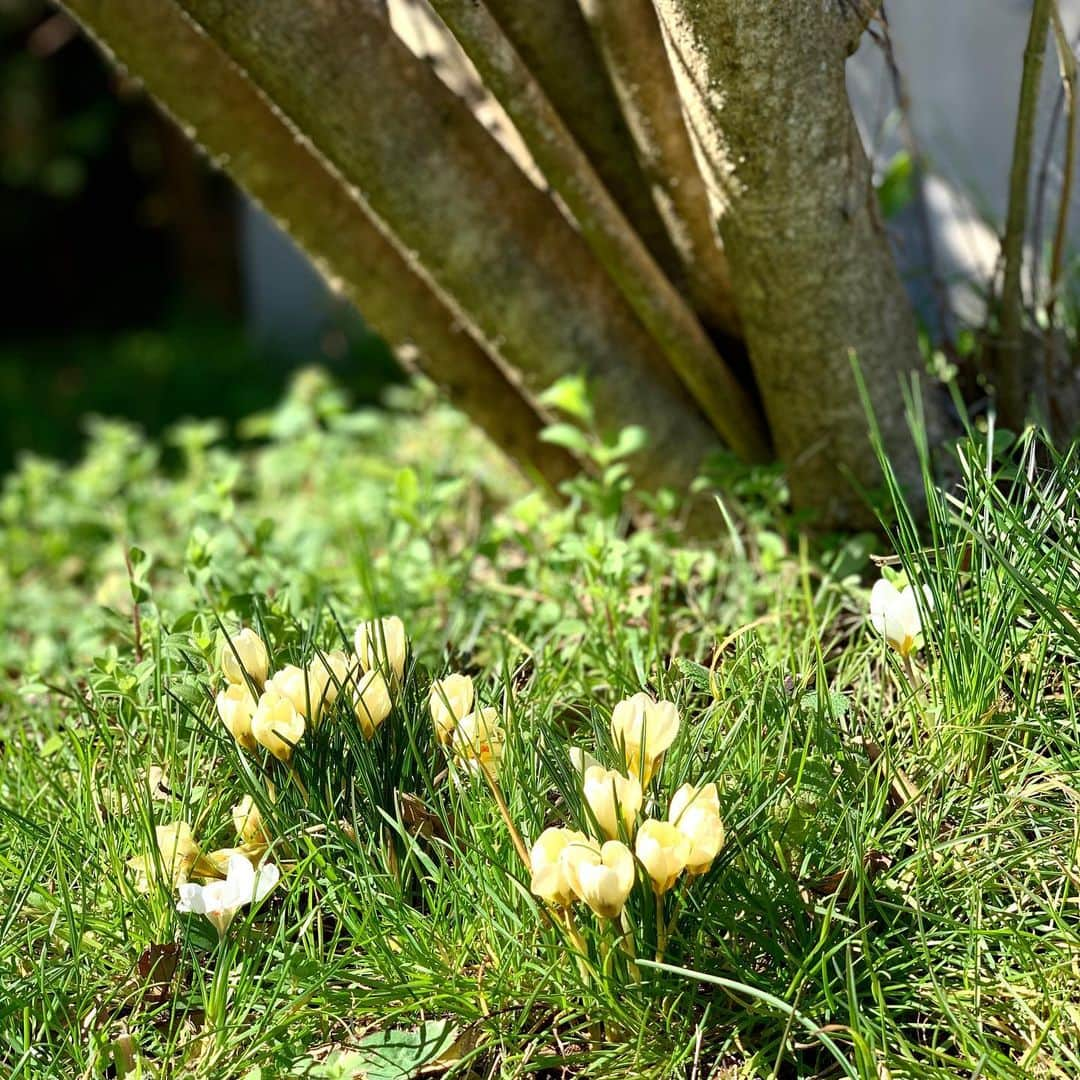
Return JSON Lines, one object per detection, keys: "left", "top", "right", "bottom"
{"left": 58, "top": 0, "right": 580, "bottom": 490}
{"left": 997, "top": 0, "right": 1052, "bottom": 428}
{"left": 869, "top": 4, "right": 954, "bottom": 349}
{"left": 427, "top": 0, "right": 770, "bottom": 461}
{"left": 1047, "top": 2, "right": 1077, "bottom": 326}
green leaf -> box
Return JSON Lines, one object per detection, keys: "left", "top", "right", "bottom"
{"left": 537, "top": 373, "right": 593, "bottom": 424}
{"left": 876, "top": 150, "right": 914, "bottom": 220}
{"left": 314, "top": 1022, "right": 457, "bottom": 1079}
{"left": 539, "top": 423, "right": 590, "bottom": 456}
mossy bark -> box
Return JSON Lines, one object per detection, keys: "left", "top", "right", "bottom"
{"left": 655, "top": 0, "right": 947, "bottom": 524}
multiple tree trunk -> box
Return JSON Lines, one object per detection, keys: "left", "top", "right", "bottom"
{"left": 62, "top": 0, "right": 962, "bottom": 527}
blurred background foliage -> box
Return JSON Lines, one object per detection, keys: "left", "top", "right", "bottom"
{"left": 0, "top": 0, "right": 400, "bottom": 470}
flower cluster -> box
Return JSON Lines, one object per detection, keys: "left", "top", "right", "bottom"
{"left": 126, "top": 798, "right": 279, "bottom": 937}
{"left": 529, "top": 693, "right": 724, "bottom": 924}
{"left": 215, "top": 617, "right": 407, "bottom": 761}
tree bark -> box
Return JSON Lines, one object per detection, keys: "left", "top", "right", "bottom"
{"left": 428, "top": 0, "right": 768, "bottom": 461}
{"left": 482, "top": 0, "right": 685, "bottom": 286}
{"left": 60, "top": 0, "right": 580, "bottom": 489}
{"left": 578, "top": 0, "right": 740, "bottom": 338}
{"left": 172, "top": 0, "right": 726, "bottom": 493}
{"left": 654, "top": 0, "right": 947, "bottom": 524}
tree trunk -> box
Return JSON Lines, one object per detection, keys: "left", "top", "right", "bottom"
{"left": 481, "top": 0, "right": 685, "bottom": 286}
{"left": 174, "top": 0, "right": 724, "bottom": 493}
{"left": 59, "top": 0, "right": 580, "bottom": 489}
{"left": 578, "top": 0, "right": 740, "bottom": 338}
{"left": 654, "top": 0, "right": 947, "bottom": 524}
{"left": 427, "top": 0, "right": 768, "bottom": 460}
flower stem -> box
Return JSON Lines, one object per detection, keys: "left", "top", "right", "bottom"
{"left": 484, "top": 773, "right": 531, "bottom": 872}
{"left": 654, "top": 890, "right": 667, "bottom": 963}
{"left": 617, "top": 909, "right": 641, "bottom": 982}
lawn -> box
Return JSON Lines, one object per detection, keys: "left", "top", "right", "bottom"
{"left": 1, "top": 371, "right": 1078, "bottom": 1078}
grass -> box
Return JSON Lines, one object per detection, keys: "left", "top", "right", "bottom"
{"left": 1, "top": 371, "right": 1078, "bottom": 1078}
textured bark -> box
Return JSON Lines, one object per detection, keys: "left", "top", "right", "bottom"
{"left": 60, "top": 0, "right": 580, "bottom": 489}
{"left": 428, "top": 0, "right": 768, "bottom": 461}
{"left": 174, "top": 0, "right": 725, "bottom": 492}
{"left": 655, "top": 0, "right": 947, "bottom": 524}
{"left": 482, "top": 0, "right": 685, "bottom": 285}
{"left": 578, "top": 0, "right": 739, "bottom": 337}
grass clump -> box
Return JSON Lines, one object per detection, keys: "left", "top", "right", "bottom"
{"left": 1, "top": 371, "right": 1078, "bottom": 1078}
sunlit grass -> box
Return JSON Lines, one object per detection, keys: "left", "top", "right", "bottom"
{"left": 1, "top": 377, "right": 1077, "bottom": 1077}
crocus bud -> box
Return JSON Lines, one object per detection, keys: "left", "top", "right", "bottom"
{"left": 125, "top": 821, "right": 201, "bottom": 891}
{"left": 219, "top": 628, "right": 269, "bottom": 688}
{"left": 869, "top": 578, "right": 932, "bottom": 657}
{"left": 635, "top": 819, "right": 691, "bottom": 894}
{"left": 355, "top": 616, "right": 407, "bottom": 681}
{"left": 266, "top": 665, "right": 314, "bottom": 718}
{"left": 452, "top": 707, "right": 505, "bottom": 780}
{"left": 529, "top": 826, "right": 588, "bottom": 907}
{"left": 353, "top": 670, "right": 393, "bottom": 739}
{"left": 561, "top": 838, "right": 636, "bottom": 919}
{"left": 232, "top": 794, "right": 271, "bottom": 847}
{"left": 311, "top": 649, "right": 353, "bottom": 709}
{"left": 568, "top": 745, "right": 601, "bottom": 777}
{"left": 216, "top": 683, "right": 258, "bottom": 751}
{"left": 582, "top": 766, "right": 642, "bottom": 840}
{"left": 251, "top": 689, "right": 305, "bottom": 762}
{"left": 610, "top": 693, "right": 680, "bottom": 784}
{"left": 429, "top": 673, "right": 474, "bottom": 745}
{"left": 669, "top": 783, "right": 724, "bottom": 875}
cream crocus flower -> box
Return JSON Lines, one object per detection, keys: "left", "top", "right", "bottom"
{"left": 610, "top": 692, "right": 680, "bottom": 784}
{"left": 353, "top": 670, "right": 394, "bottom": 738}
{"left": 869, "top": 578, "right": 932, "bottom": 657}
{"left": 250, "top": 689, "right": 305, "bottom": 762}
{"left": 355, "top": 616, "right": 407, "bottom": 682}
{"left": 219, "top": 628, "right": 269, "bottom": 688}
{"left": 216, "top": 683, "right": 258, "bottom": 751}
{"left": 529, "top": 826, "right": 588, "bottom": 907}
{"left": 561, "top": 838, "right": 636, "bottom": 919}
{"left": 669, "top": 783, "right": 724, "bottom": 875}
{"left": 452, "top": 707, "right": 505, "bottom": 779}
{"left": 635, "top": 819, "right": 691, "bottom": 894}
{"left": 582, "top": 766, "right": 642, "bottom": 841}
{"left": 312, "top": 649, "right": 353, "bottom": 709}
{"left": 429, "top": 673, "right": 474, "bottom": 745}
{"left": 232, "top": 794, "right": 271, "bottom": 848}
{"left": 127, "top": 821, "right": 201, "bottom": 892}
{"left": 266, "top": 665, "right": 313, "bottom": 717}
{"left": 176, "top": 853, "right": 280, "bottom": 937}
{"left": 568, "top": 745, "right": 601, "bottom": 776}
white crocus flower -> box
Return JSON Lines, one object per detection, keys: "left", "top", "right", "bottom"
{"left": 219, "top": 628, "right": 269, "bottom": 688}
{"left": 582, "top": 766, "right": 642, "bottom": 841}
{"left": 250, "top": 688, "right": 305, "bottom": 762}
{"left": 429, "top": 673, "right": 474, "bottom": 746}
{"left": 869, "top": 578, "right": 932, "bottom": 657}
{"left": 355, "top": 616, "right": 407, "bottom": 682}
{"left": 610, "top": 692, "right": 680, "bottom": 784}
{"left": 561, "top": 838, "right": 636, "bottom": 919}
{"left": 353, "top": 670, "right": 393, "bottom": 739}
{"left": 176, "top": 853, "right": 279, "bottom": 937}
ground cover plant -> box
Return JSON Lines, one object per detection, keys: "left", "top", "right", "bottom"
{"left": 1, "top": 371, "right": 1078, "bottom": 1078}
